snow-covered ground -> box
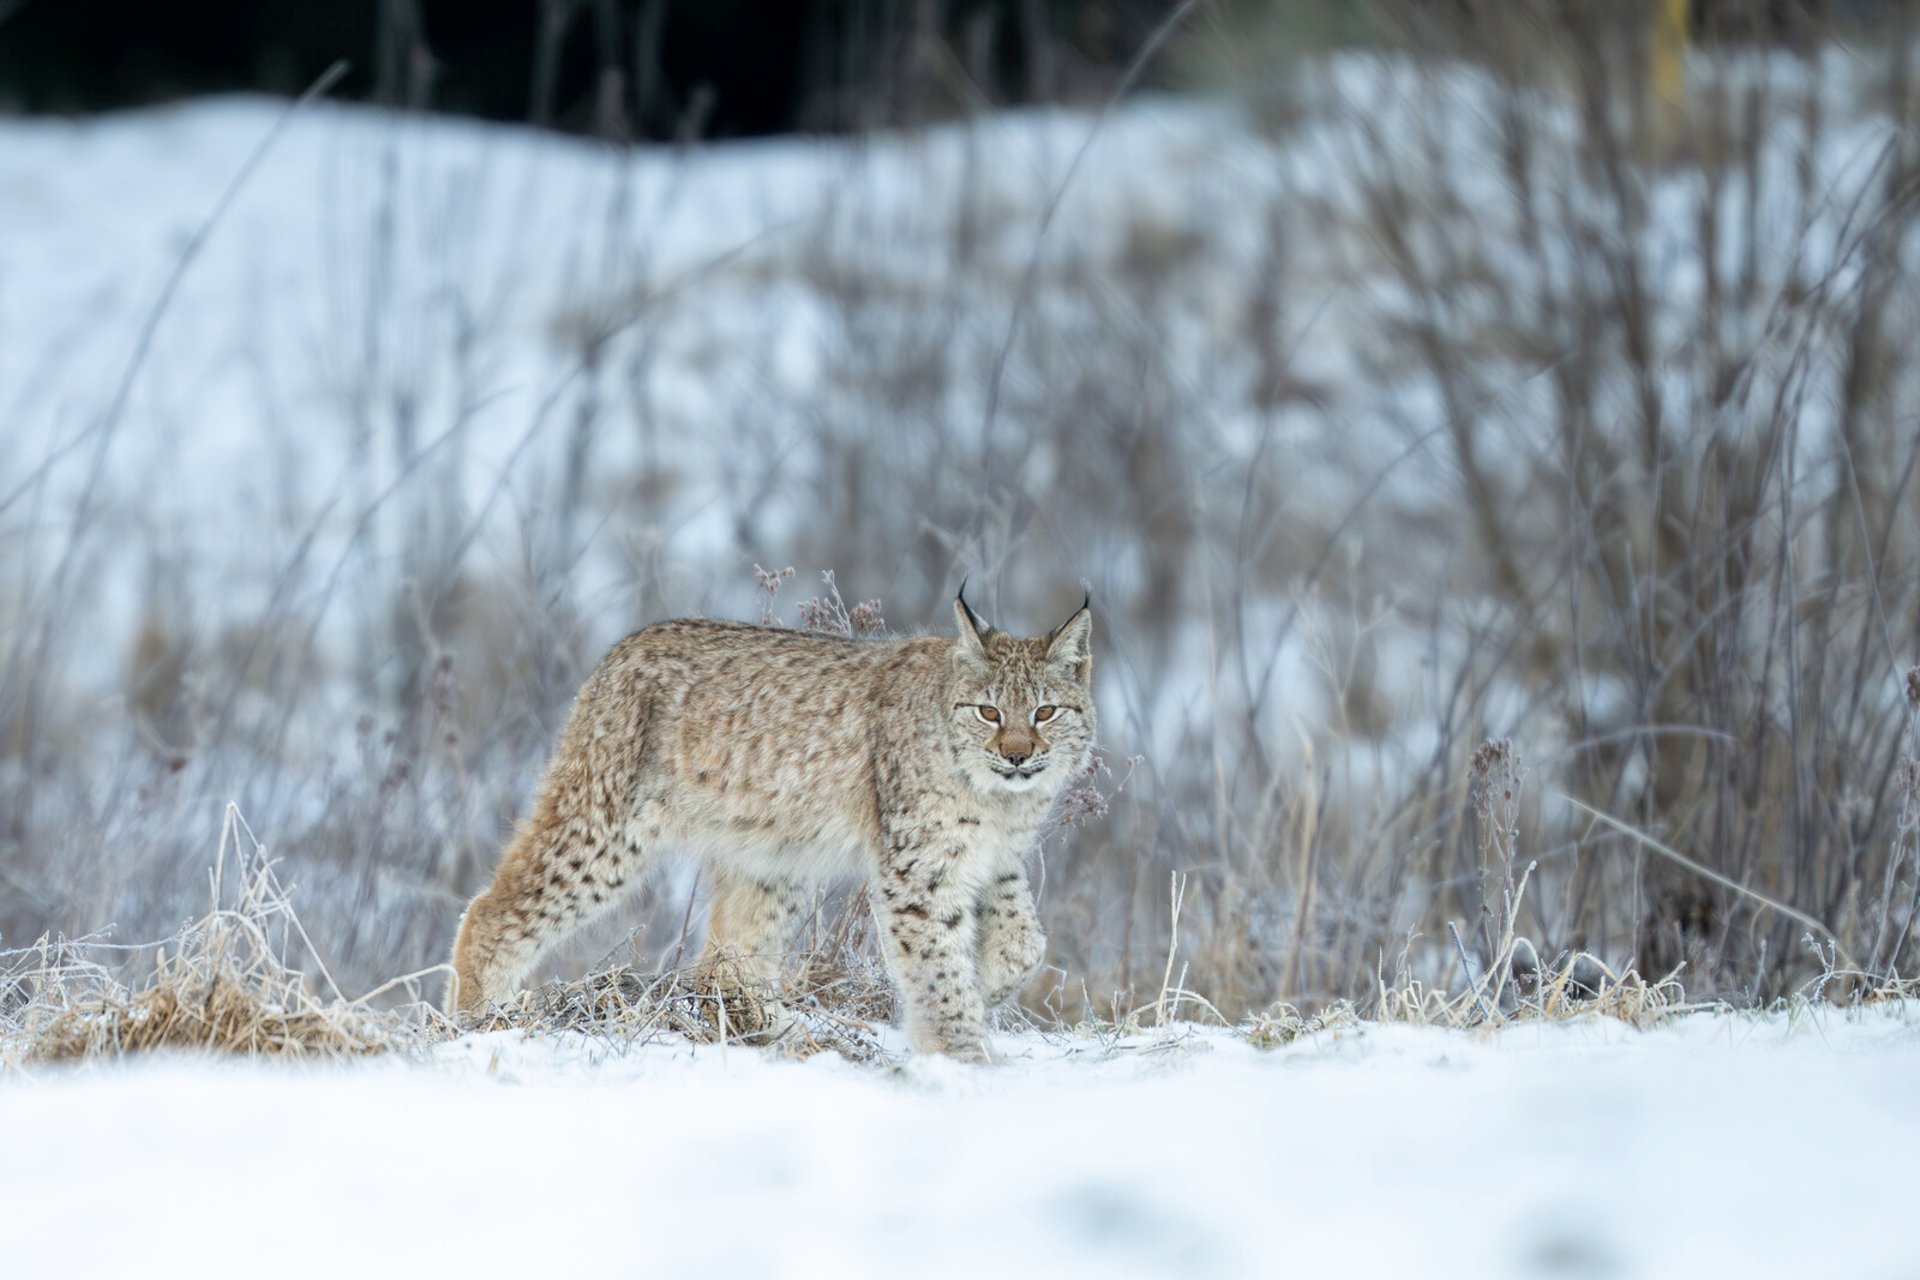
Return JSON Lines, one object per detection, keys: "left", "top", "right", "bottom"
{"left": 10, "top": 1006, "right": 1920, "bottom": 1278}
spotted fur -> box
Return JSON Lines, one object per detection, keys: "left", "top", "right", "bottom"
{"left": 449, "top": 590, "right": 1096, "bottom": 1060}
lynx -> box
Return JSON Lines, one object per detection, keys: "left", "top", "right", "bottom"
{"left": 448, "top": 586, "right": 1095, "bottom": 1060}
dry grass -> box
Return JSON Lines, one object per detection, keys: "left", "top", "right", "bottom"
{"left": 1, "top": 808, "right": 437, "bottom": 1068}
{"left": 0, "top": 791, "right": 1737, "bottom": 1068}
{"left": 0, "top": 804, "right": 897, "bottom": 1067}
{"left": 1241, "top": 1001, "right": 1363, "bottom": 1049}
{"left": 463, "top": 961, "right": 891, "bottom": 1065}
{"left": 1372, "top": 951, "right": 1691, "bottom": 1035}
{"left": 460, "top": 828, "right": 900, "bottom": 1067}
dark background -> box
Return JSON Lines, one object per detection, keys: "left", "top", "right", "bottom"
{"left": 0, "top": 2, "right": 1874, "bottom": 142}
{"left": 0, "top": 1, "right": 1170, "bottom": 140}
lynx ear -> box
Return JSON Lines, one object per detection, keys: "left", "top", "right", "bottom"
{"left": 954, "top": 580, "right": 991, "bottom": 662}
{"left": 1045, "top": 594, "right": 1093, "bottom": 679}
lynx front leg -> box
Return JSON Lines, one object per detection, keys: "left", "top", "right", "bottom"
{"left": 874, "top": 826, "right": 992, "bottom": 1062}
{"left": 977, "top": 862, "right": 1046, "bottom": 1009}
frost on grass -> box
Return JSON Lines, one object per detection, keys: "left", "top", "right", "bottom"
{"left": 1, "top": 809, "right": 432, "bottom": 1068}
{"left": 462, "top": 873, "right": 899, "bottom": 1065}
{"left": 0, "top": 802, "right": 897, "bottom": 1068}
{"left": 463, "top": 962, "right": 890, "bottom": 1065}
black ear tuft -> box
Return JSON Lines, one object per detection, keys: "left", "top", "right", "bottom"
{"left": 954, "top": 579, "right": 991, "bottom": 658}
{"left": 1045, "top": 596, "right": 1093, "bottom": 676}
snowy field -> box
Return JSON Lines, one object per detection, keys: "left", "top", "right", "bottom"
{"left": 7, "top": 34, "right": 1920, "bottom": 1279}
{"left": 11, "top": 1005, "right": 1920, "bottom": 1279}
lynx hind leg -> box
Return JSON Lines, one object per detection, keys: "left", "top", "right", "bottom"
{"left": 977, "top": 863, "right": 1046, "bottom": 1010}
{"left": 448, "top": 673, "right": 652, "bottom": 1018}
{"left": 692, "top": 872, "right": 806, "bottom": 1040}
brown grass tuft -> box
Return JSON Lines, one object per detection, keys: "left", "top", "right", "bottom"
{"left": 1373, "top": 952, "right": 1688, "bottom": 1034}
{"left": 462, "top": 866, "right": 897, "bottom": 1063}
{"left": 466, "top": 961, "right": 889, "bottom": 1064}
{"left": 1, "top": 808, "right": 433, "bottom": 1068}
{"left": 1242, "top": 1000, "right": 1361, "bottom": 1048}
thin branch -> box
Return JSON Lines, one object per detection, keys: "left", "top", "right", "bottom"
{"left": 1564, "top": 796, "right": 1857, "bottom": 970}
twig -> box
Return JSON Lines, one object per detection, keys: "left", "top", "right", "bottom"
{"left": 1564, "top": 796, "right": 1858, "bottom": 970}
{"left": 1154, "top": 871, "right": 1186, "bottom": 1029}
{"left": 1449, "top": 921, "right": 1495, "bottom": 1022}
{"left": 979, "top": 0, "right": 1204, "bottom": 476}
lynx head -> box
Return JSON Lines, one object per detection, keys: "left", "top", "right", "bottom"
{"left": 946, "top": 584, "right": 1096, "bottom": 796}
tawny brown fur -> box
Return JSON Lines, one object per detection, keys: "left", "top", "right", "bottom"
{"left": 449, "top": 591, "right": 1096, "bottom": 1060}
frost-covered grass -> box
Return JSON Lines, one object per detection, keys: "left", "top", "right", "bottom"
{"left": 4, "top": 2, "right": 1920, "bottom": 1022}
{"left": 9, "top": 1005, "right": 1920, "bottom": 1279}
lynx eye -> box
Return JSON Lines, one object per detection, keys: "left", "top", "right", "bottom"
{"left": 975, "top": 705, "right": 1002, "bottom": 724}
{"left": 1033, "top": 705, "right": 1058, "bottom": 723}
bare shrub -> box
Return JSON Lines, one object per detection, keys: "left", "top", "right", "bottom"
{"left": 1319, "top": 0, "right": 1920, "bottom": 998}
{"left": 796, "top": 569, "right": 886, "bottom": 637}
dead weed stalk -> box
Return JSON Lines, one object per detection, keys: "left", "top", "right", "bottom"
{"left": 2, "top": 806, "right": 441, "bottom": 1068}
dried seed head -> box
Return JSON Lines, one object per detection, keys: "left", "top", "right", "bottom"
{"left": 846, "top": 598, "right": 887, "bottom": 636}
{"left": 797, "top": 591, "right": 886, "bottom": 637}
{"left": 1469, "top": 738, "right": 1529, "bottom": 883}
{"left": 1045, "top": 754, "right": 1138, "bottom": 846}
{"left": 753, "top": 564, "right": 795, "bottom": 625}
{"left": 1470, "top": 738, "right": 1512, "bottom": 782}
{"left": 1906, "top": 666, "right": 1920, "bottom": 711}
{"left": 1897, "top": 756, "right": 1920, "bottom": 836}
{"left": 1468, "top": 738, "right": 1524, "bottom": 817}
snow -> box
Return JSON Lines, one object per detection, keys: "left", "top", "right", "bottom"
{"left": 6, "top": 61, "right": 1920, "bottom": 1275}
{"left": 10, "top": 1006, "right": 1920, "bottom": 1278}
{"left": 0, "top": 95, "right": 1278, "bottom": 647}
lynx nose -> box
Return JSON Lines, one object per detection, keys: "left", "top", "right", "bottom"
{"left": 1003, "top": 750, "right": 1030, "bottom": 767}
